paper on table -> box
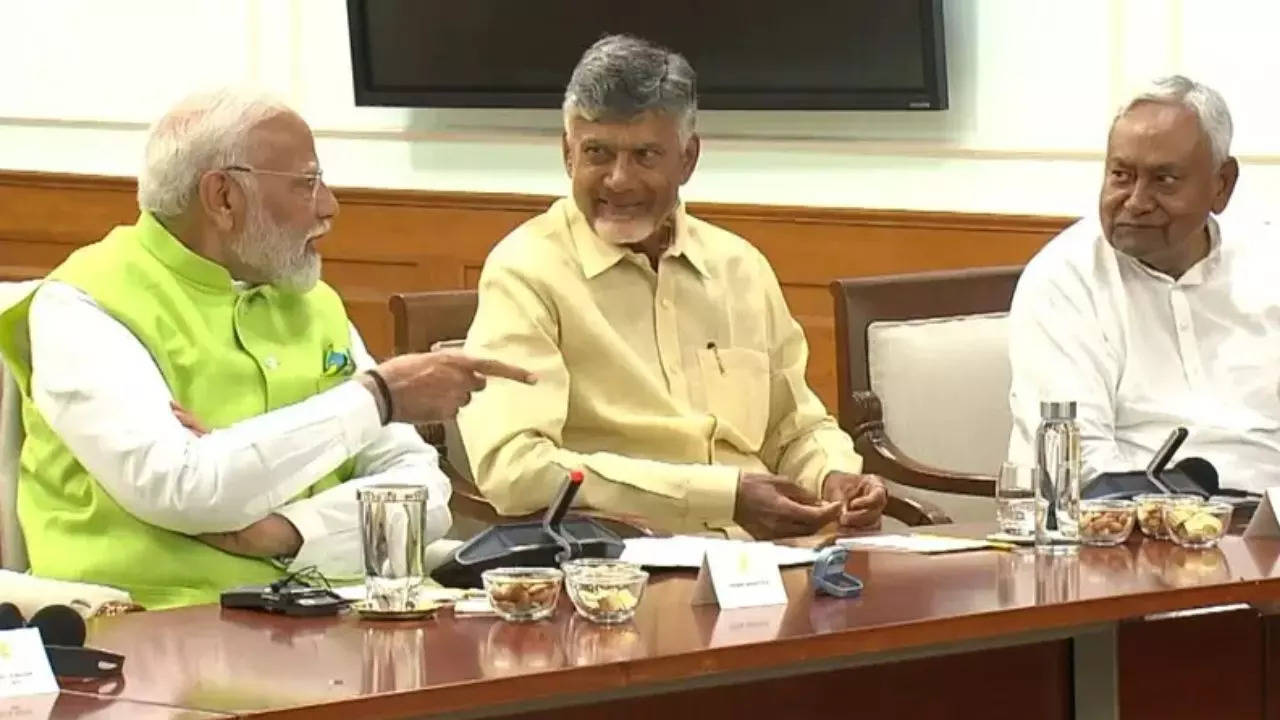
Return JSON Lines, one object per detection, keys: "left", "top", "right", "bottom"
{"left": 1244, "top": 487, "right": 1280, "bottom": 538}
{"left": 620, "top": 536, "right": 818, "bottom": 568}
{"left": 331, "top": 584, "right": 482, "bottom": 603}
{"left": 836, "top": 533, "right": 998, "bottom": 554}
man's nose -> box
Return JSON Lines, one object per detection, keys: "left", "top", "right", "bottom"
{"left": 1122, "top": 180, "right": 1156, "bottom": 214}
{"left": 603, "top": 154, "right": 637, "bottom": 191}
{"left": 315, "top": 181, "right": 338, "bottom": 220}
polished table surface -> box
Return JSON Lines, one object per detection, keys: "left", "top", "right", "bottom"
{"left": 3, "top": 691, "right": 231, "bottom": 718}
{"left": 67, "top": 528, "right": 1280, "bottom": 719}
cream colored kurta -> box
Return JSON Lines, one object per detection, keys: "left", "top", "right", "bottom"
{"left": 458, "top": 198, "right": 861, "bottom": 534}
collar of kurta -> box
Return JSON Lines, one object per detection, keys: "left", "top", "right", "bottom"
{"left": 564, "top": 198, "right": 712, "bottom": 280}
{"left": 133, "top": 211, "right": 238, "bottom": 292}
{"left": 1116, "top": 215, "right": 1223, "bottom": 287}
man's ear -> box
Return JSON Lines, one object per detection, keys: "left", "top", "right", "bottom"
{"left": 1212, "top": 157, "right": 1239, "bottom": 214}
{"left": 561, "top": 132, "right": 573, "bottom": 178}
{"left": 679, "top": 134, "right": 701, "bottom": 185}
{"left": 197, "top": 170, "right": 237, "bottom": 232}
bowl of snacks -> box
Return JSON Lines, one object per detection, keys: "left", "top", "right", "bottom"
{"left": 1164, "top": 500, "right": 1232, "bottom": 549}
{"left": 1079, "top": 498, "right": 1136, "bottom": 546}
{"left": 561, "top": 559, "right": 648, "bottom": 624}
{"left": 1134, "top": 493, "right": 1203, "bottom": 539}
{"left": 481, "top": 567, "right": 563, "bottom": 622}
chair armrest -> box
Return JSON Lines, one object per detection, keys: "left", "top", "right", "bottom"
{"left": 884, "top": 493, "right": 952, "bottom": 526}
{"left": 847, "top": 390, "right": 997, "bottom": 497}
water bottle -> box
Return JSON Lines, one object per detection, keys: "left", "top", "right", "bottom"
{"left": 1034, "top": 401, "right": 1081, "bottom": 551}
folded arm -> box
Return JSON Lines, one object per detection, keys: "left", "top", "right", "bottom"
{"left": 271, "top": 333, "right": 452, "bottom": 574}
{"left": 28, "top": 282, "right": 445, "bottom": 550}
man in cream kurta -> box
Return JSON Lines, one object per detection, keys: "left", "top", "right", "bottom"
{"left": 458, "top": 35, "right": 886, "bottom": 538}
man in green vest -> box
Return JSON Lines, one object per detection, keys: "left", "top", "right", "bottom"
{"left": 0, "top": 89, "right": 534, "bottom": 608}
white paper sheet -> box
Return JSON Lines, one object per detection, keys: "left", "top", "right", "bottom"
{"left": 836, "top": 533, "right": 997, "bottom": 554}
{"left": 619, "top": 536, "right": 818, "bottom": 568}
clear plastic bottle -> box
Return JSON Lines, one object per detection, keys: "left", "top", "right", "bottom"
{"left": 1034, "top": 401, "right": 1081, "bottom": 551}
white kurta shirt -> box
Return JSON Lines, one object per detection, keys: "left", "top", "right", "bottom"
{"left": 26, "top": 280, "right": 452, "bottom": 577}
{"left": 1008, "top": 215, "right": 1280, "bottom": 493}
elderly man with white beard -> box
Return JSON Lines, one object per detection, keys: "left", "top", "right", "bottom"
{"left": 0, "top": 89, "right": 534, "bottom": 608}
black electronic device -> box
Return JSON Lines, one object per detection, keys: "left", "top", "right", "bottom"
{"left": 431, "top": 516, "right": 625, "bottom": 589}
{"left": 220, "top": 583, "right": 348, "bottom": 617}
{"left": 346, "top": 0, "right": 948, "bottom": 111}
{"left": 1082, "top": 428, "right": 1257, "bottom": 502}
{"left": 1083, "top": 467, "right": 1207, "bottom": 500}
{"left": 431, "top": 470, "right": 624, "bottom": 588}
{"left": 0, "top": 602, "right": 124, "bottom": 678}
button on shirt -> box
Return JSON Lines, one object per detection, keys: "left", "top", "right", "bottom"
{"left": 27, "top": 281, "right": 452, "bottom": 577}
{"left": 457, "top": 198, "right": 861, "bottom": 534}
{"left": 1008, "top": 215, "right": 1280, "bottom": 493}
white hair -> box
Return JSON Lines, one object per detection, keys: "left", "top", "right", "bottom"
{"left": 136, "top": 88, "right": 292, "bottom": 219}
{"left": 1116, "top": 75, "right": 1233, "bottom": 166}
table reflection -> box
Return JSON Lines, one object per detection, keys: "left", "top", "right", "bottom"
{"left": 1033, "top": 551, "right": 1080, "bottom": 605}
{"left": 360, "top": 625, "right": 427, "bottom": 694}
{"left": 564, "top": 615, "right": 645, "bottom": 666}
{"left": 480, "top": 619, "right": 565, "bottom": 678}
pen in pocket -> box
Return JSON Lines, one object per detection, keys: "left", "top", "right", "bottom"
{"left": 706, "top": 341, "right": 725, "bottom": 374}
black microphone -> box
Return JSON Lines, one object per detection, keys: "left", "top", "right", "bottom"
{"left": 0, "top": 602, "right": 24, "bottom": 631}
{"left": 544, "top": 469, "right": 584, "bottom": 563}
{"left": 28, "top": 604, "right": 86, "bottom": 647}
{"left": 1145, "top": 427, "right": 1188, "bottom": 493}
{"left": 20, "top": 604, "right": 122, "bottom": 679}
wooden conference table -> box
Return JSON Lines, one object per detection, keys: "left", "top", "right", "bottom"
{"left": 53, "top": 526, "right": 1280, "bottom": 719}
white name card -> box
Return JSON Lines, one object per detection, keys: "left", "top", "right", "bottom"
{"left": 0, "top": 628, "right": 57, "bottom": 699}
{"left": 691, "top": 544, "right": 788, "bottom": 609}
{"left": 1245, "top": 487, "right": 1280, "bottom": 539}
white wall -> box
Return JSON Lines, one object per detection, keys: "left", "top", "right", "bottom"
{"left": 4, "top": 0, "right": 1280, "bottom": 217}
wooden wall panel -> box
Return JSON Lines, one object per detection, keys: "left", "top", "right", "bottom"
{"left": 0, "top": 170, "right": 1072, "bottom": 407}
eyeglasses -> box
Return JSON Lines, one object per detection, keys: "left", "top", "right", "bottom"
{"left": 222, "top": 164, "right": 326, "bottom": 205}
{"left": 811, "top": 546, "right": 863, "bottom": 598}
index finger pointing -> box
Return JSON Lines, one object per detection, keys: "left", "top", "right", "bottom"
{"left": 462, "top": 357, "right": 537, "bottom": 385}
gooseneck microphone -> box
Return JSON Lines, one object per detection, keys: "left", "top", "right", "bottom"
{"left": 544, "top": 469, "right": 585, "bottom": 563}
{"left": 1145, "top": 427, "right": 1188, "bottom": 493}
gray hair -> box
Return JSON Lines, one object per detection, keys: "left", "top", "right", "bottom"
{"left": 137, "top": 88, "right": 292, "bottom": 219}
{"left": 563, "top": 34, "right": 697, "bottom": 144}
{"left": 1116, "top": 75, "right": 1233, "bottom": 166}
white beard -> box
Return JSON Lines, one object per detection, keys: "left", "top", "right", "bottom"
{"left": 594, "top": 216, "right": 657, "bottom": 246}
{"left": 232, "top": 200, "right": 325, "bottom": 293}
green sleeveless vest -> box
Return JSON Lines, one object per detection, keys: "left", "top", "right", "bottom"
{"left": 0, "top": 212, "right": 357, "bottom": 608}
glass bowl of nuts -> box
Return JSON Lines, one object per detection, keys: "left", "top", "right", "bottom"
{"left": 561, "top": 559, "right": 648, "bottom": 625}
{"left": 481, "top": 567, "right": 563, "bottom": 622}
{"left": 1134, "top": 493, "right": 1203, "bottom": 539}
{"left": 1164, "top": 500, "right": 1232, "bottom": 549}
{"left": 1079, "top": 498, "right": 1136, "bottom": 546}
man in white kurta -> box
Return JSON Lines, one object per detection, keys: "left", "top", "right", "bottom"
{"left": 1008, "top": 76, "right": 1280, "bottom": 493}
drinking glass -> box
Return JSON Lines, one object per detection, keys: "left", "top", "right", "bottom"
{"left": 996, "top": 462, "right": 1036, "bottom": 538}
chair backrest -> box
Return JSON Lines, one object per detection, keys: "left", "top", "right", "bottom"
{"left": 389, "top": 290, "right": 485, "bottom": 538}
{"left": 830, "top": 267, "right": 1022, "bottom": 523}
{"left": 389, "top": 290, "right": 479, "bottom": 357}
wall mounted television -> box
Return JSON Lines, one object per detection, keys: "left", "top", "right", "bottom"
{"left": 346, "top": 0, "right": 947, "bottom": 111}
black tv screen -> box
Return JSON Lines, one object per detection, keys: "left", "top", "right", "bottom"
{"left": 347, "top": 0, "right": 947, "bottom": 111}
